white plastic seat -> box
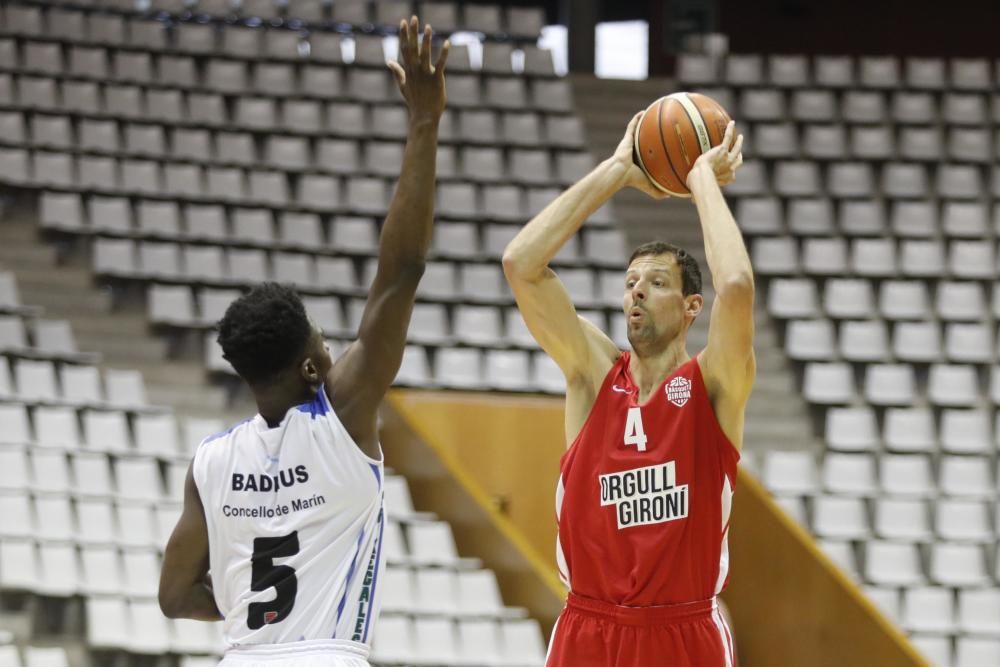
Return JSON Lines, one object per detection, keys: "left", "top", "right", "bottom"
{"left": 0, "top": 404, "right": 31, "bottom": 445}
{"left": 785, "top": 319, "right": 835, "bottom": 361}
{"left": 370, "top": 615, "right": 413, "bottom": 664}
{"left": 804, "top": 362, "right": 854, "bottom": 404}
{"left": 37, "top": 542, "right": 78, "bottom": 596}
{"left": 117, "top": 503, "right": 157, "bottom": 548}
{"left": 762, "top": 450, "right": 817, "bottom": 496}
{"left": 911, "top": 635, "right": 953, "bottom": 667}
{"left": 457, "top": 619, "right": 502, "bottom": 664}
{"left": 77, "top": 498, "right": 115, "bottom": 545}
{"left": 891, "top": 200, "right": 936, "bottom": 238}
{"left": 864, "top": 586, "right": 901, "bottom": 625}
{"left": 459, "top": 569, "right": 504, "bottom": 615}
{"left": 825, "top": 407, "right": 877, "bottom": 452}
{"left": 940, "top": 456, "right": 993, "bottom": 498}
{"left": 413, "top": 568, "right": 458, "bottom": 615}
{"left": 956, "top": 638, "right": 1000, "bottom": 667}
{"left": 948, "top": 242, "right": 994, "bottom": 282}
{"left": 30, "top": 450, "right": 70, "bottom": 494}
{"left": 873, "top": 498, "right": 930, "bottom": 540}
{"left": 500, "top": 618, "right": 547, "bottom": 666}
{"left": 767, "top": 278, "right": 818, "bottom": 319}
{"left": 812, "top": 495, "right": 868, "bottom": 539}
{"left": 927, "top": 364, "right": 979, "bottom": 407}
{"left": 864, "top": 541, "right": 923, "bottom": 586}
{"left": 900, "top": 239, "right": 945, "bottom": 277}
{"left": 82, "top": 411, "right": 131, "bottom": 452}
{"left": 408, "top": 521, "right": 461, "bottom": 566}
{"left": 823, "top": 453, "right": 876, "bottom": 496}
{"left": 0, "top": 491, "right": 32, "bottom": 537}
{"left": 936, "top": 499, "right": 991, "bottom": 542}
{"left": 883, "top": 408, "right": 935, "bottom": 453}
{"left": 34, "top": 495, "right": 75, "bottom": 542}
{"left": 902, "top": 587, "right": 955, "bottom": 633}
{"left": 72, "top": 452, "right": 113, "bottom": 497}
{"left": 879, "top": 281, "right": 930, "bottom": 321}
{"left": 893, "top": 321, "right": 942, "bottom": 363}
{"left": 940, "top": 409, "right": 991, "bottom": 454}
{"left": 931, "top": 543, "right": 987, "bottom": 587}
{"left": 958, "top": 589, "right": 1000, "bottom": 636}
{"left": 434, "top": 348, "right": 484, "bottom": 390}
{"left": 380, "top": 566, "right": 414, "bottom": 614}
{"left": 86, "top": 596, "right": 130, "bottom": 649}
{"left": 123, "top": 550, "right": 161, "bottom": 597}
{"left": 880, "top": 454, "right": 933, "bottom": 497}
{"left": 0, "top": 445, "right": 29, "bottom": 489}
{"left": 824, "top": 278, "right": 874, "bottom": 319}
{"left": 839, "top": 320, "right": 888, "bottom": 362}
{"left": 486, "top": 350, "right": 532, "bottom": 392}
{"left": 863, "top": 364, "right": 915, "bottom": 406}
{"left": 802, "top": 238, "right": 848, "bottom": 275}
{"left": 15, "top": 359, "right": 59, "bottom": 402}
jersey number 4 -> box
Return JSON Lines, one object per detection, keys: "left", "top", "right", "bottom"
{"left": 248, "top": 531, "right": 300, "bottom": 630}
{"left": 624, "top": 406, "right": 648, "bottom": 452}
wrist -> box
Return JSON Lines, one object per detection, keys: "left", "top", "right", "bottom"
{"left": 601, "top": 157, "right": 632, "bottom": 189}
{"left": 686, "top": 161, "right": 711, "bottom": 193}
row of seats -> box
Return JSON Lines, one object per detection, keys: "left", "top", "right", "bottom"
{"left": 206, "top": 334, "right": 575, "bottom": 394}
{"left": 0, "top": 359, "right": 151, "bottom": 409}
{"left": 372, "top": 614, "right": 545, "bottom": 666}
{"left": 2, "top": 1, "right": 547, "bottom": 40}
{"left": 0, "top": 445, "right": 187, "bottom": 498}
{"left": 1, "top": 111, "right": 586, "bottom": 152}
{"left": 765, "top": 450, "right": 1000, "bottom": 499}
{"left": 789, "top": 492, "right": 1000, "bottom": 544}
{"left": 824, "top": 406, "right": 1000, "bottom": 453}
{"left": 692, "top": 87, "right": 1000, "bottom": 126}
{"left": 785, "top": 320, "right": 1000, "bottom": 364}
{"left": 0, "top": 398, "right": 220, "bottom": 454}
{"left": 0, "top": 70, "right": 575, "bottom": 112}
{"left": 725, "top": 160, "right": 1000, "bottom": 199}
{"left": 821, "top": 538, "right": 997, "bottom": 588}
{"left": 1, "top": 151, "right": 592, "bottom": 216}
{"left": 0, "top": 645, "right": 74, "bottom": 667}
{"left": 679, "top": 53, "right": 998, "bottom": 91}
{"left": 0, "top": 137, "right": 592, "bottom": 185}
{"left": 738, "top": 197, "right": 1000, "bottom": 238}
{"left": 87, "top": 595, "right": 221, "bottom": 655}
{"left": 802, "top": 362, "right": 997, "bottom": 408}
{"left": 153, "top": 287, "right": 617, "bottom": 344}
{"left": 0, "top": 314, "right": 96, "bottom": 361}
{"left": 0, "top": 33, "right": 559, "bottom": 76}
{"left": 744, "top": 123, "right": 1000, "bottom": 163}
{"left": 767, "top": 277, "right": 1000, "bottom": 322}
{"left": 1, "top": 491, "right": 180, "bottom": 547}
{"left": 95, "top": 239, "right": 624, "bottom": 303}
{"left": 42, "top": 195, "right": 617, "bottom": 262}
{"left": 757, "top": 238, "right": 1000, "bottom": 279}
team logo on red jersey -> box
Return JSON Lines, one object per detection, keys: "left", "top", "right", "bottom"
{"left": 665, "top": 376, "right": 692, "bottom": 407}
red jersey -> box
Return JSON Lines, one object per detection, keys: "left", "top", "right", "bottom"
{"left": 556, "top": 352, "right": 740, "bottom": 606}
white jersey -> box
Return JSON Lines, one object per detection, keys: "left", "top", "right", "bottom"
{"left": 192, "top": 385, "right": 385, "bottom": 656}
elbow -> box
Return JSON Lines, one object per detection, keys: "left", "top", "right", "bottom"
{"left": 158, "top": 592, "right": 181, "bottom": 619}
{"left": 502, "top": 250, "right": 535, "bottom": 281}
{"left": 717, "top": 272, "right": 755, "bottom": 302}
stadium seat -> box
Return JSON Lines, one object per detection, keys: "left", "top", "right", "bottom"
{"left": 939, "top": 456, "right": 993, "bottom": 498}
{"left": 879, "top": 454, "right": 934, "bottom": 497}
{"left": 901, "top": 587, "right": 955, "bottom": 633}
{"left": 956, "top": 638, "right": 1000, "bottom": 667}
{"left": 873, "top": 498, "right": 931, "bottom": 540}
{"left": 936, "top": 499, "right": 991, "bottom": 542}
{"left": 812, "top": 495, "right": 868, "bottom": 539}
{"left": 865, "top": 541, "right": 924, "bottom": 586}
{"left": 931, "top": 543, "right": 988, "bottom": 587}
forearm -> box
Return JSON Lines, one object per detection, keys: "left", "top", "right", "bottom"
{"left": 688, "top": 163, "right": 754, "bottom": 290}
{"left": 377, "top": 117, "right": 439, "bottom": 271}
{"left": 503, "top": 158, "right": 628, "bottom": 280}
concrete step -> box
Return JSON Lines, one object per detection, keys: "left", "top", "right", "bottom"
{"left": 75, "top": 333, "right": 167, "bottom": 363}
{"left": 148, "top": 383, "right": 230, "bottom": 414}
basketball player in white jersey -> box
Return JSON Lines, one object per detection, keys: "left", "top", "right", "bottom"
{"left": 158, "top": 17, "right": 449, "bottom": 666}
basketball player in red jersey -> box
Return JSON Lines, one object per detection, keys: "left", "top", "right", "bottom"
{"left": 503, "top": 112, "right": 748, "bottom": 666}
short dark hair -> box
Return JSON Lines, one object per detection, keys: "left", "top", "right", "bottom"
{"left": 217, "top": 282, "right": 312, "bottom": 384}
{"left": 628, "top": 242, "right": 702, "bottom": 296}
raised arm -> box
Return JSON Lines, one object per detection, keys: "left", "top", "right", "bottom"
{"left": 503, "top": 114, "right": 663, "bottom": 440}
{"left": 690, "top": 122, "right": 755, "bottom": 448}
{"left": 327, "top": 17, "right": 449, "bottom": 452}
{"left": 159, "top": 463, "right": 222, "bottom": 621}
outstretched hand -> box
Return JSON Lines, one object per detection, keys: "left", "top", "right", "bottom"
{"left": 611, "top": 111, "right": 669, "bottom": 200}
{"left": 387, "top": 16, "right": 450, "bottom": 123}
{"left": 688, "top": 120, "right": 743, "bottom": 188}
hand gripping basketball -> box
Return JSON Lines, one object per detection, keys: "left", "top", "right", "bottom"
{"left": 688, "top": 120, "right": 744, "bottom": 189}
{"left": 387, "top": 16, "right": 450, "bottom": 122}
{"left": 613, "top": 111, "right": 670, "bottom": 200}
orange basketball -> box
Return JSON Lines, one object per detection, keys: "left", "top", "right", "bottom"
{"left": 633, "top": 92, "right": 732, "bottom": 197}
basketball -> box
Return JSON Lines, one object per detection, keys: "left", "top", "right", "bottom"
{"left": 633, "top": 92, "right": 733, "bottom": 197}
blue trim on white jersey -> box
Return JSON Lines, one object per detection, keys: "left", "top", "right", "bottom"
{"left": 294, "top": 387, "right": 331, "bottom": 419}
{"left": 201, "top": 418, "right": 252, "bottom": 445}
{"left": 361, "top": 506, "right": 385, "bottom": 643}
{"left": 335, "top": 526, "right": 366, "bottom": 633}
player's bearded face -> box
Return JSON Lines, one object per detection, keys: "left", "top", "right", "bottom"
{"left": 623, "top": 256, "right": 687, "bottom": 349}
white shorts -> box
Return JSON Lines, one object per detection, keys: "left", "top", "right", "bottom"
{"left": 219, "top": 638, "right": 370, "bottom": 667}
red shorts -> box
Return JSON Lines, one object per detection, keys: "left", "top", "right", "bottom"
{"left": 546, "top": 593, "right": 736, "bottom": 667}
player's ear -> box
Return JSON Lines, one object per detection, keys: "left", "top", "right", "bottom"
{"left": 301, "top": 357, "right": 321, "bottom": 384}
{"left": 686, "top": 293, "right": 704, "bottom": 318}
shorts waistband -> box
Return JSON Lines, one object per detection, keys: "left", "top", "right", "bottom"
{"left": 566, "top": 592, "right": 717, "bottom": 626}
{"left": 226, "top": 638, "right": 370, "bottom": 659}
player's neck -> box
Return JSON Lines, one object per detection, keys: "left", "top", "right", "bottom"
{"left": 252, "top": 377, "right": 317, "bottom": 428}
{"left": 628, "top": 337, "right": 689, "bottom": 402}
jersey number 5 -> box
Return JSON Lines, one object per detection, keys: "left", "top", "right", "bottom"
{"left": 624, "top": 406, "right": 648, "bottom": 452}
{"left": 248, "top": 531, "right": 300, "bottom": 630}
